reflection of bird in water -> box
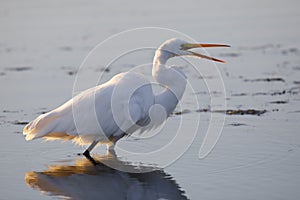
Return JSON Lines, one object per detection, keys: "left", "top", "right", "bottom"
{"left": 25, "top": 155, "right": 189, "bottom": 200}
{"left": 23, "top": 38, "right": 229, "bottom": 163}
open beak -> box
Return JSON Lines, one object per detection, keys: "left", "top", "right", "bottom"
{"left": 181, "top": 43, "right": 230, "bottom": 63}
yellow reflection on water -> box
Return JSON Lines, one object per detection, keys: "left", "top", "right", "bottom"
{"left": 25, "top": 154, "right": 188, "bottom": 200}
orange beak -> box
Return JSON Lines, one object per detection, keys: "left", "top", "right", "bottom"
{"left": 181, "top": 43, "right": 230, "bottom": 63}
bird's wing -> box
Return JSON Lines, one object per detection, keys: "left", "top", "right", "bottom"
{"left": 93, "top": 72, "right": 154, "bottom": 137}
{"left": 23, "top": 71, "right": 157, "bottom": 142}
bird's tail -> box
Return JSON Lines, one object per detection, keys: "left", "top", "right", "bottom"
{"left": 23, "top": 112, "right": 60, "bottom": 141}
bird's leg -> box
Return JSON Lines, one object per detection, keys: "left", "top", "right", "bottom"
{"left": 83, "top": 150, "right": 98, "bottom": 165}
{"left": 106, "top": 134, "right": 124, "bottom": 156}
{"left": 83, "top": 140, "right": 99, "bottom": 165}
{"left": 107, "top": 142, "right": 115, "bottom": 151}
{"left": 106, "top": 143, "right": 116, "bottom": 157}
{"left": 107, "top": 134, "right": 123, "bottom": 152}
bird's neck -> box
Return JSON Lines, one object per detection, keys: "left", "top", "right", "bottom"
{"left": 153, "top": 49, "right": 173, "bottom": 67}
{"left": 152, "top": 49, "right": 187, "bottom": 102}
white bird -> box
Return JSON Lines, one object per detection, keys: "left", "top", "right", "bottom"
{"left": 23, "top": 38, "right": 229, "bottom": 163}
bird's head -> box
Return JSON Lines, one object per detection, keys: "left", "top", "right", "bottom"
{"left": 158, "top": 38, "right": 230, "bottom": 63}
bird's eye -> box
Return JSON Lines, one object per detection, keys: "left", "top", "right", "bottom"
{"left": 180, "top": 44, "right": 186, "bottom": 50}
{"left": 180, "top": 44, "right": 193, "bottom": 50}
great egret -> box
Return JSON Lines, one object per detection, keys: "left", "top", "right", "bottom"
{"left": 23, "top": 38, "right": 229, "bottom": 163}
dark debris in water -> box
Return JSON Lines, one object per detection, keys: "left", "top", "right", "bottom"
{"left": 11, "top": 120, "right": 29, "bottom": 125}
{"left": 3, "top": 110, "right": 21, "bottom": 113}
{"left": 173, "top": 109, "right": 191, "bottom": 115}
{"left": 5, "top": 66, "right": 32, "bottom": 72}
{"left": 252, "top": 90, "right": 286, "bottom": 96}
{"left": 293, "top": 81, "right": 300, "bottom": 85}
{"left": 196, "top": 108, "right": 210, "bottom": 113}
{"left": 251, "top": 87, "right": 299, "bottom": 96}
{"left": 287, "top": 87, "right": 300, "bottom": 95}
{"left": 172, "top": 108, "right": 269, "bottom": 116}
{"left": 37, "top": 111, "right": 48, "bottom": 114}
{"left": 244, "top": 77, "right": 285, "bottom": 83}
{"left": 101, "top": 67, "right": 111, "bottom": 73}
{"left": 292, "top": 66, "right": 300, "bottom": 71}
{"left": 270, "top": 90, "right": 286, "bottom": 96}
{"left": 289, "top": 110, "right": 300, "bottom": 113}
{"left": 252, "top": 92, "right": 268, "bottom": 96}
{"left": 197, "top": 108, "right": 267, "bottom": 116}
{"left": 228, "top": 123, "right": 248, "bottom": 126}
{"left": 61, "top": 66, "right": 77, "bottom": 76}
{"left": 67, "top": 71, "right": 77, "bottom": 76}
{"left": 225, "top": 109, "right": 267, "bottom": 116}
{"left": 231, "top": 93, "right": 248, "bottom": 96}
{"left": 269, "top": 100, "right": 288, "bottom": 104}
{"left": 281, "top": 47, "right": 299, "bottom": 55}
{"left": 95, "top": 67, "right": 111, "bottom": 73}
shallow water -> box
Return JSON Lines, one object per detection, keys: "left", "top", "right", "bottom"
{"left": 1, "top": 0, "right": 300, "bottom": 199}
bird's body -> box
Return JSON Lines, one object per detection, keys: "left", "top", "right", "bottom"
{"left": 24, "top": 71, "right": 155, "bottom": 145}
{"left": 23, "top": 38, "right": 228, "bottom": 161}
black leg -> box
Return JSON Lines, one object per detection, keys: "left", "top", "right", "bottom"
{"left": 83, "top": 150, "right": 98, "bottom": 165}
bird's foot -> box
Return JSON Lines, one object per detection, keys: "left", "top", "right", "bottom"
{"left": 83, "top": 150, "right": 98, "bottom": 165}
